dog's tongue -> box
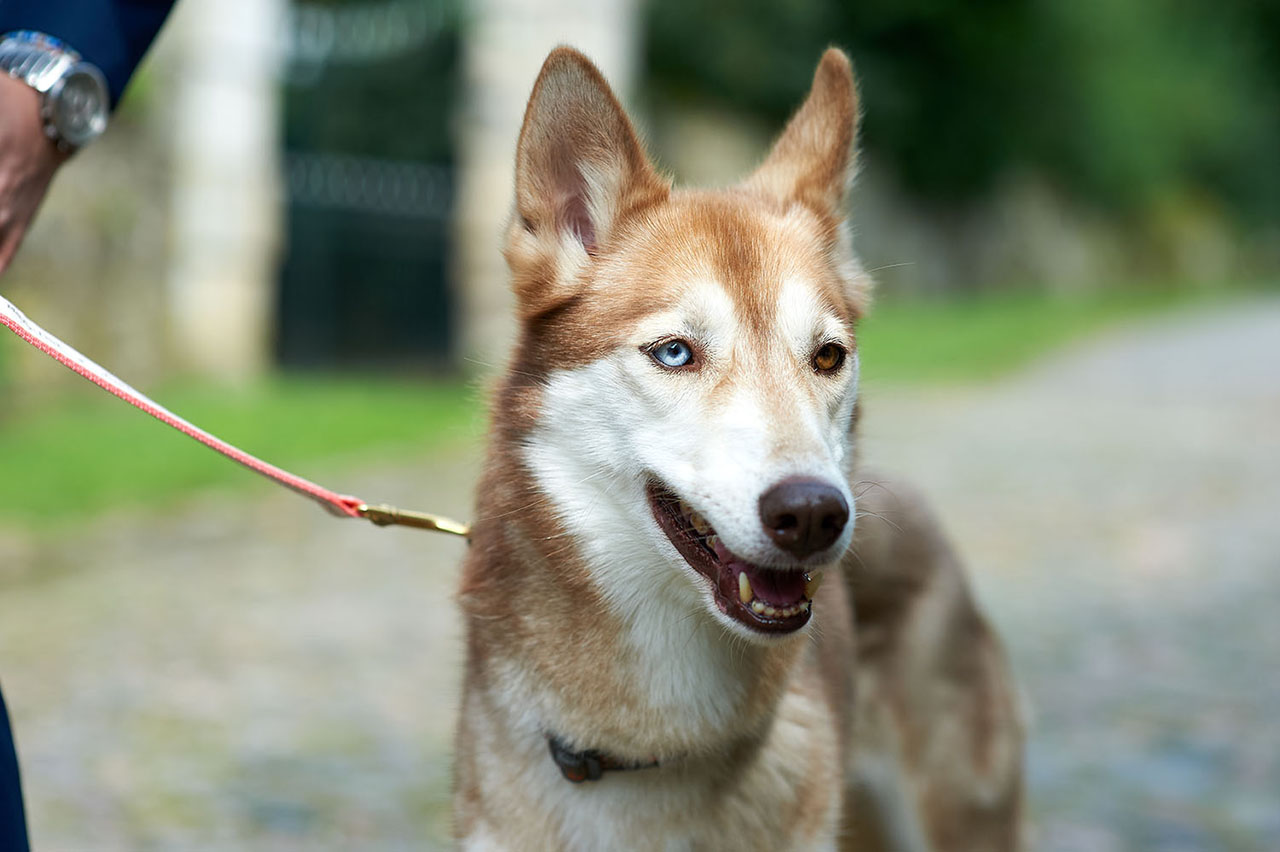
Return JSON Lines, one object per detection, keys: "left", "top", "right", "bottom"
{"left": 713, "top": 540, "right": 807, "bottom": 605}
{"left": 745, "top": 567, "right": 806, "bottom": 605}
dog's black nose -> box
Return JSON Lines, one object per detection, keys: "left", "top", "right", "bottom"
{"left": 758, "top": 478, "right": 849, "bottom": 558}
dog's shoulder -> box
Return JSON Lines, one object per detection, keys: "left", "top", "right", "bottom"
{"left": 842, "top": 470, "right": 1026, "bottom": 850}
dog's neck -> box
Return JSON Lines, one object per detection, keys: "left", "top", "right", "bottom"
{"left": 458, "top": 443, "right": 806, "bottom": 766}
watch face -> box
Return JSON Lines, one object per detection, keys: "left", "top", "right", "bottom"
{"left": 52, "top": 67, "right": 108, "bottom": 148}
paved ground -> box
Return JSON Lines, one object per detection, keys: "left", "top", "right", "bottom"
{"left": 859, "top": 298, "right": 1280, "bottom": 851}
{"left": 1, "top": 297, "right": 1277, "bottom": 850}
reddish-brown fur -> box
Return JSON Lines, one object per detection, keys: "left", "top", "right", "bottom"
{"left": 453, "top": 46, "right": 1023, "bottom": 850}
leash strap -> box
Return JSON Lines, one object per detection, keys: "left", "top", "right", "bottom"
{"left": 1, "top": 293, "right": 469, "bottom": 538}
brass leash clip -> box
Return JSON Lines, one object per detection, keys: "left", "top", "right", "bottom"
{"left": 357, "top": 503, "right": 471, "bottom": 539}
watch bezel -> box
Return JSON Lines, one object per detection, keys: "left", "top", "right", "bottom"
{"left": 44, "top": 62, "right": 109, "bottom": 150}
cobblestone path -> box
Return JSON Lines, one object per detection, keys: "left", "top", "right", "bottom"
{"left": 1, "top": 297, "right": 1276, "bottom": 850}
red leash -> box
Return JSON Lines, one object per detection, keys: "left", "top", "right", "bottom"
{"left": 1, "top": 292, "right": 469, "bottom": 538}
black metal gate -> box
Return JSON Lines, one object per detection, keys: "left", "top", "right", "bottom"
{"left": 277, "top": 0, "right": 458, "bottom": 369}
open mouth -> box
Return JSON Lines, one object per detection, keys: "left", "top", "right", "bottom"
{"left": 646, "top": 481, "right": 821, "bottom": 635}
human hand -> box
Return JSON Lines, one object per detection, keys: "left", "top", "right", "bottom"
{"left": 0, "top": 73, "right": 68, "bottom": 275}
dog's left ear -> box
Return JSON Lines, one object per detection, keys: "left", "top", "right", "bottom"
{"left": 744, "top": 48, "right": 859, "bottom": 220}
{"left": 507, "top": 47, "right": 669, "bottom": 318}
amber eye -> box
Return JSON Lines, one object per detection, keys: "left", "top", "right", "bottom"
{"left": 812, "top": 342, "right": 846, "bottom": 374}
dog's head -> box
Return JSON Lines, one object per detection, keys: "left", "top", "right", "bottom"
{"left": 506, "top": 47, "right": 867, "bottom": 643}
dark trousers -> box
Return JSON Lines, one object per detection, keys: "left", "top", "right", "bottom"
{"left": 0, "top": 684, "right": 29, "bottom": 852}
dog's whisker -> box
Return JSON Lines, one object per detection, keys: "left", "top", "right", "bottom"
{"left": 860, "top": 260, "right": 917, "bottom": 275}
{"left": 853, "top": 509, "right": 904, "bottom": 534}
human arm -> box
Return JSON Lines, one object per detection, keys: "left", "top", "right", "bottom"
{"left": 0, "top": 74, "right": 67, "bottom": 272}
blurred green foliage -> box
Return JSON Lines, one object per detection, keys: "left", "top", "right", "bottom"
{"left": 645, "top": 0, "right": 1280, "bottom": 221}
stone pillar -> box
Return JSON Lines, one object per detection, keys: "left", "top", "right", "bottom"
{"left": 453, "top": 0, "right": 639, "bottom": 369}
{"left": 163, "top": 0, "right": 284, "bottom": 380}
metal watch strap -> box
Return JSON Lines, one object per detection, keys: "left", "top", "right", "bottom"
{"left": 0, "top": 32, "right": 78, "bottom": 93}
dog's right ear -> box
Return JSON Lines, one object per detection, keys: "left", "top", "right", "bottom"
{"left": 506, "top": 47, "right": 668, "bottom": 318}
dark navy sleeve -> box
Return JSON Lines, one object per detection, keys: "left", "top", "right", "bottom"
{"left": 0, "top": 0, "right": 178, "bottom": 106}
{"left": 0, "top": 684, "right": 29, "bottom": 852}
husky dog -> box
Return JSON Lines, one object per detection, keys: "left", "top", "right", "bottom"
{"left": 453, "top": 47, "right": 1024, "bottom": 851}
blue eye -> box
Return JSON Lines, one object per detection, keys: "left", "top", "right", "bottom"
{"left": 651, "top": 339, "right": 694, "bottom": 369}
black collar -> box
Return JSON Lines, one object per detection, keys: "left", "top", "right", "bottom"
{"left": 547, "top": 735, "right": 661, "bottom": 783}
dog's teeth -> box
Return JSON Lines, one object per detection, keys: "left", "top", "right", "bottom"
{"left": 800, "top": 601, "right": 811, "bottom": 613}
{"left": 804, "top": 570, "right": 824, "bottom": 599}
{"left": 690, "top": 512, "right": 710, "bottom": 535}
{"left": 738, "top": 572, "right": 753, "bottom": 604}
{"left": 679, "top": 501, "right": 693, "bottom": 518}
{"left": 751, "top": 600, "right": 766, "bottom": 614}
{"left": 705, "top": 534, "right": 720, "bottom": 552}
{"left": 764, "top": 605, "right": 777, "bottom": 617}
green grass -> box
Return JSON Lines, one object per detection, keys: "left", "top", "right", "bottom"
{"left": 0, "top": 375, "right": 485, "bottom": 528}
{"left": 0, "top": 287, "right": 1228, "bottom": 527}
{"left": 857, "top": 287, "right": 1210, "bottom": 385}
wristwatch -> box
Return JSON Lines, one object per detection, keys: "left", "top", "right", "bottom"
{"left": 0, "top": 30, "right": 109, "bottom": 153}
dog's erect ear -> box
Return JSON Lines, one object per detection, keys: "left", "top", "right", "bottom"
{"left": 508, "top": 47, "right": 668, "bottom": 316}
{"left": 744, "top": 48, "right": 859, "bottom": 219}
